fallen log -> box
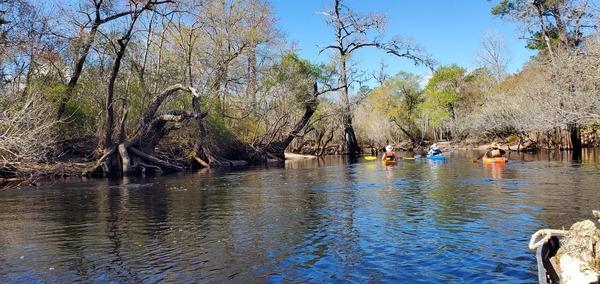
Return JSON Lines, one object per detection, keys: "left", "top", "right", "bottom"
{"left": 128, "top": 146, "right": 183, "bottom": 172}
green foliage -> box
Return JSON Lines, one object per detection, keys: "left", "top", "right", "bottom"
{"left": 423, "top": 64, "right": 467, "bottom": 125}
{"left": 526, "top": 30, "right": 559, "bottom": 50}
{"left": 386, "top": 72, "right": 423, "bottom": 117}
{"left": 465, "top": 67, "right": 492, "bottom": 82}
{"left": 490, "top": 0, "right": 518, "bottom": 17}
{"left": 283, "top": 53, "right": 323, "bottom": 80}
{"left": 43, "top": 83, "right": 69, "bottom": 104}
{"left": 28, "top": 80, "right": 95, "bottom": 138}
{"left": 361, "top": 71, "right": 424, "bottom": 143}
{"left": 206, "top": 111, "right": 236, "bottom": 145}
{"left": 265, "top": 53, "right": 325, "bottom": 106}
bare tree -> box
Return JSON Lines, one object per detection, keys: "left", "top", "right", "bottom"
{"left": 82, "top": 0, "right": 228, "bottom": 176}
{"left": 476, "top": 29, "right": 513, "bottom": 83}
{"left": 0, "top": 93, "right": 57, "bottom": 167}
{"left": 53, "top": 0, "right": 176, "bottom": 121}
{"left": 491, "top": 0, "right": 600, "bottom": 160}
{"left": 183, "top": 0, "right": 282, "bottom": 166}
{"left": 468, "top": 39, "right": 600, "bottom": 151}
{"left": 317, "top": 0, "right": 434, "bottom": 154}
{"left": 0, "top": 0, "right": 55, "bottom": 93}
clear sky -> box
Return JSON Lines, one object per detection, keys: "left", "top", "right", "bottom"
{"left": 271, "top": 0, "right": 538, "bottom": 85}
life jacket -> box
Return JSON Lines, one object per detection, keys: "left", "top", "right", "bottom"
{"left": 384, "top": 151, "right": 395, "bottom": 160}
{"left": 487, "top": 149, "right": 502, "bottom": 157}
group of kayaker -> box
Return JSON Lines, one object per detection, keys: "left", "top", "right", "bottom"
{"left": 381, "top": 142, "right": 506, "bottom": 162}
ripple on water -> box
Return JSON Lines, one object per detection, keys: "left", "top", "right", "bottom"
{"left": 2, "top": 154, "right": 600, "bottom": 282}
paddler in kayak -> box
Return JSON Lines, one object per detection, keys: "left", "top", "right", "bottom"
{"left": 485, "top": 142, "right": 506, "bottom": 158}
{"left": 382, "top": 145, "right": 397, "bottom": 162}
{"left": 428, "top": 143, "right": 442, "bottom": 156}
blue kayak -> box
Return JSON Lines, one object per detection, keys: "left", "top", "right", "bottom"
{"left": 426, "top": 154, "right": 445, "bottom": 160}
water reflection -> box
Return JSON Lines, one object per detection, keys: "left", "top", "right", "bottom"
{"left": 483, "top": 163, "right": 505, "bottom": 180}
{"left": 0, "top": 149, "right": 599, "bottom": 282}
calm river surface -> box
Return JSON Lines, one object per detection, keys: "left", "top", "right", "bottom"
{"left": 1, "top": 149, "right": 599, "bottom": 283}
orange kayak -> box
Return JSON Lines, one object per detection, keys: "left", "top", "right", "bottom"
{"left": 382, "top": 159, "right": 397, "bottom": 166}
{"left": 482, "top": 156, "right": 508, "bottom": 163}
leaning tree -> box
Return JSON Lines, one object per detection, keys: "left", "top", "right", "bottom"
{"left": 86, "top": 0, "right": 206, "bottom": 177}
{"left": 87, "top": 84, "right": 204, "bottom": 177}
{"left": 260, "top": 54, "right": 341, "bottom": 160}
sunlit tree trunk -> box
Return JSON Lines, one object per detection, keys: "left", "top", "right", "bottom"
{"left": 339, "top": 55, "right": 359, "bottom": 154}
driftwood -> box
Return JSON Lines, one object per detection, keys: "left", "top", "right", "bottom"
{"left": 555, "top": 218, "right": 600, "bottom": 283}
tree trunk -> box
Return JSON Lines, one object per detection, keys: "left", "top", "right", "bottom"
{"left": 56, "top": 0, "right": 149, "bottom": 120}
{"left": 569, "top": 122, "right": 582, "bottom": 162}
{"left": 100, "top": 10, "right": 141, "bottom": 152}
{"left": 267, "top": 82, "right": 320, "bottom": 160}
{"left": 339, "top": 57, "right": 360, "bottom": 154}
{"left": 343, "top": 119, "right": 360, "bottom": 154}
{"left": 191, "top": 95, "right": 219, "bottom": 168}
{"left": 57, "top": 23, "right": 98, "bottom": 120}
{"left": 87, "top": 86, "right": 200, "bottom": 177}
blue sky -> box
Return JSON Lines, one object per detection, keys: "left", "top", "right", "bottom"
{"left": 271, "top": 1, "right": 537, "bottom": 85}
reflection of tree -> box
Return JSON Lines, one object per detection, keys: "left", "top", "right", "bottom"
{"left": 50, "top": 180, "right": 109, "bottom": 277}
{"left": 425, "top": 164, "right": 484, "bottom": 231}
{"left": 100, "top": 179, "right": 138, "bottom": 280}
{"left": 395, "top": 162, "right": 428, "bottom": 220}
{"left": 335, "top": 164, "right": 363, "bottom": 274}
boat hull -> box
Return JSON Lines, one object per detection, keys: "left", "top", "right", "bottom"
{"left": 426, "top": 155, "right": 445, "bottom": 160}
{"left": 482, "top": 156, "right": 508, "bottom": 163}
{"left": 536, "top": 236, "right": 560, "bottom": 283}
{"left": 382, "top": 159, "right": 397, "bottom": 166}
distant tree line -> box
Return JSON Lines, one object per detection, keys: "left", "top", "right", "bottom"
{"left": 355, "top": 0, "right": 600, "bottom": 162}
{"left": 0, "top": 0, "right": 598, "bottom": 178}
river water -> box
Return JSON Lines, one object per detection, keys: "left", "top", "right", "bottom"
{"left": 1, "top": 149, "right": 599, "bottom": 283}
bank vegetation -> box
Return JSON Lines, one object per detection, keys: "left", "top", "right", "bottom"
{"left": 0, "top": 0, "right": 599, "bottom": 185}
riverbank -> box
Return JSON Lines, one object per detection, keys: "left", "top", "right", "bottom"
{"left": 1, "top": 161, "right": 90, "bottom": 189}
{"left": 2, "top": 140, "right": 594, "bottom": 190}
{"left": 1, "top": 153, "right": 317, "bottom": 189}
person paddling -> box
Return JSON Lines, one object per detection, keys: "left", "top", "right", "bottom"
{"left": 382, "top": 145, "right": 397, "bottom": 162}
{"left": 428, "top": 143, "right": 442, "bottom": 156}
{"left": 485, "top": 142, "right": 506, "bottom": 158}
